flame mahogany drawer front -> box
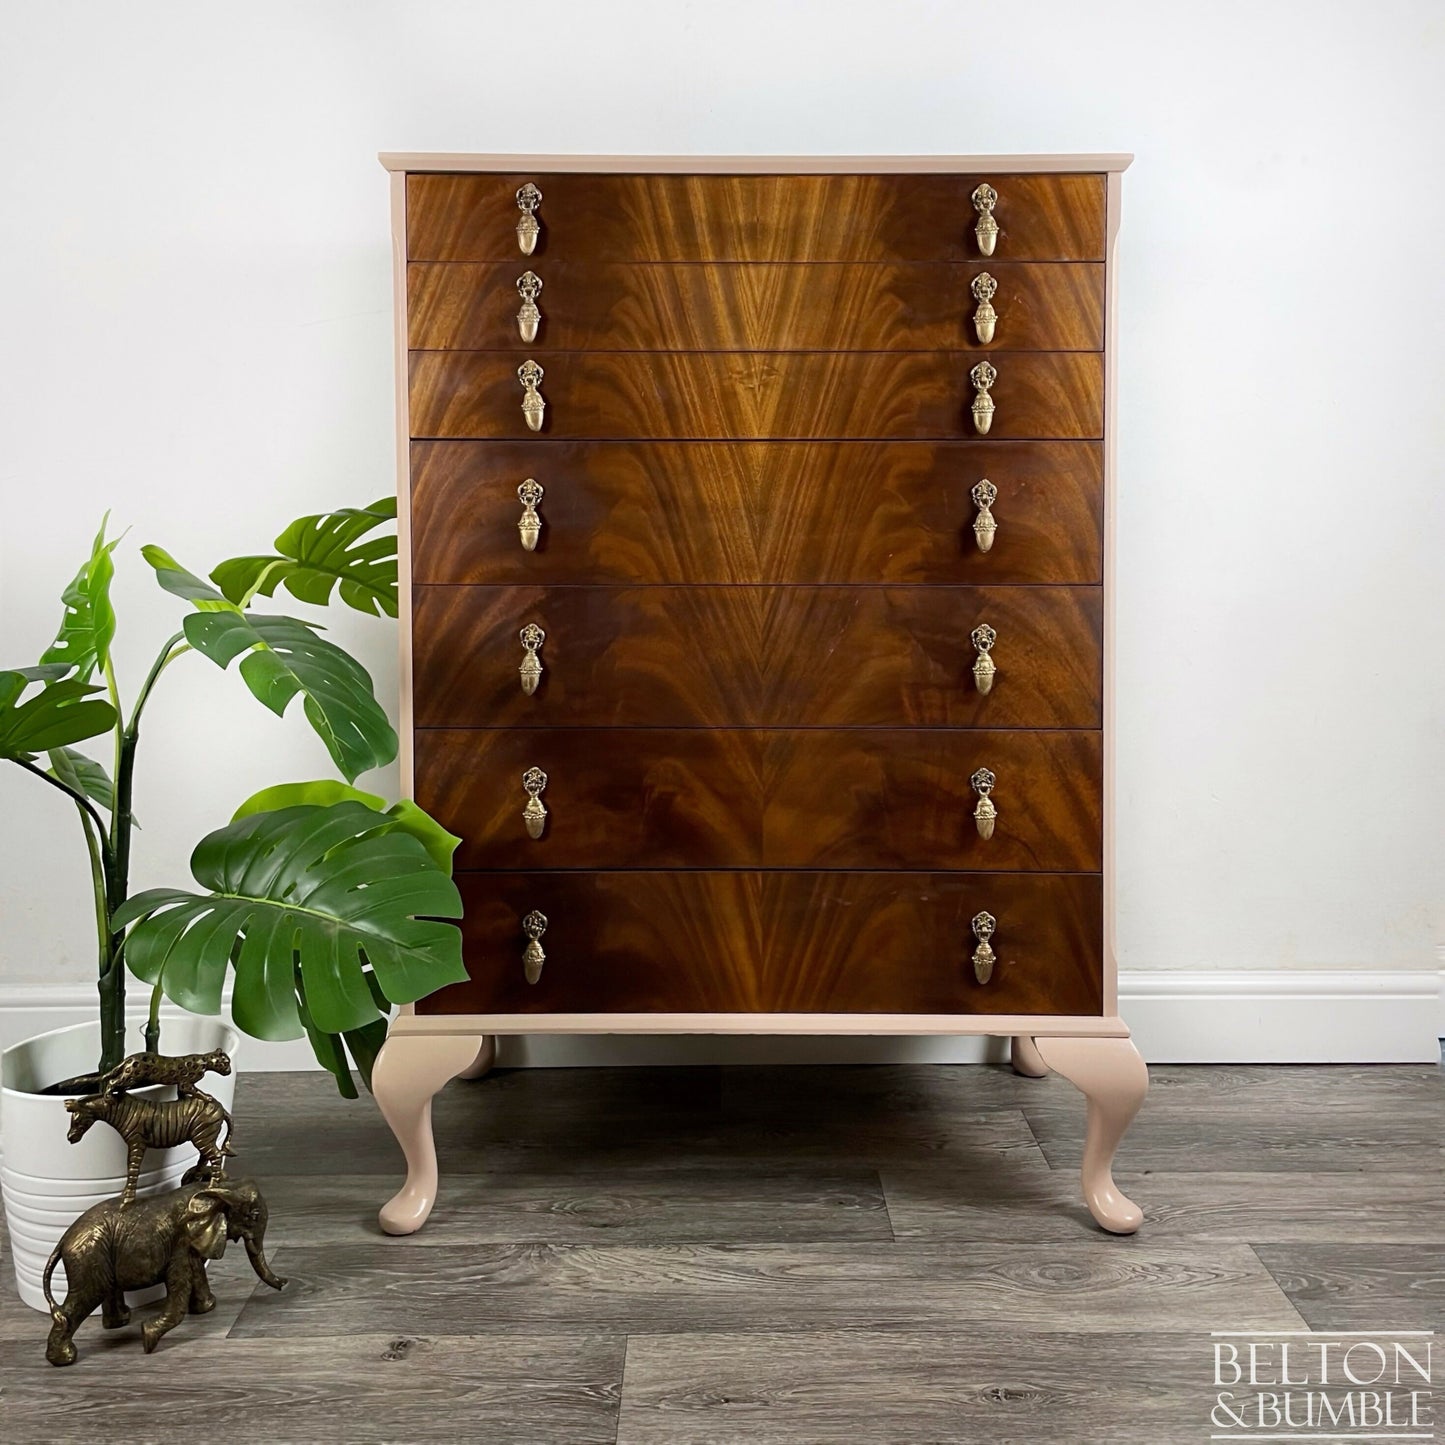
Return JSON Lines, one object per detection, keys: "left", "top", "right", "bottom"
{"left": 411, "top": 441, "right": 1105, "bottom": 587}
{"left": 424, "top": 871, "right": 1104, "bottom": 1016}
{"left": 398, "top": 158, "right": 1122, "bottom": 1027}
{"left": 416, "top": 728, "right": 1103, "bottom": 872}
{"left": 406, "top": 173, "right": 1107, "bottom": 263}
{"left": 410, "top": 350, "right": 1103, "bottom": 441}
{"left": 412, "top": 585, "right": 1102, "bottom": 729}
{"left": 409, "top": 261, "right": 1106, "bottom": 353}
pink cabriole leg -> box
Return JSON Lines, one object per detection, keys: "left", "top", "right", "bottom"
{"left": 1010, "top": 1034, "right": 1049, "bottom": 1078}
{"left": 456, "top": 1035, "right": 497, "bottom": 1080}
{"left": 1034, "top": 1034, "right": 1149, "bottom": 1235}
{"left": 373, "top": 1031, "right": 483, "bottom": 1235}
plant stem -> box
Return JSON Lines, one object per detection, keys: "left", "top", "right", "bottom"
{"left": 145, "top": 975, "right": 164, "bottom": 1055}
{"left": 236, "top": 558, "right": 291, "bottom": 611}
{"left": 107, "top": 632, "right": 187, "bottom": 1065}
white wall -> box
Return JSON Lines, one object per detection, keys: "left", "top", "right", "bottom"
{"left": 2, "top": 4, "right": 1442, "bottom": 1036}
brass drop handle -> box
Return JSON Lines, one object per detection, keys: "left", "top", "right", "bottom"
{"left": 971, "top": 767, "right": 997, "bottom": 840}
{"left": 516, "top": 271, "right": 543, "bottom": 342}
{"left": 518, "top": 360, "right": 546, "bottom": 432}
{"left": 971, "top": 623, "right": 997, "bottom": 695}
{"left": 971, "top": 272, "right": 998, "bottom": 344}
{"left": 972, "top": 182, "right": 999, "bottom": 256}
{"left": 522, "top": 767, "right": 549, "bottom": 839}
{"left": 517, "top": 479, "right": 544, "bottom": 552}
{"left": 971, "top": 479, "right": 997, "bottom": 553}
{"left": 519, "top": 623, "right": 545, "bottom": 695}
{"left": 516, "top": 183, "right": 543, "bottom": 256}
{"left": 971, "top": 911, "right": 997, "bottom": 984}
{"left": 970, "top": 360, "right": 996, "bottom": 435}
{"left": 522, "top": 909, "right": 548, "bottom": 984}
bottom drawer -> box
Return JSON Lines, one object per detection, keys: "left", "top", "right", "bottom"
{"left": 420, "top": 872, "right": 1102, "bottom": 1017}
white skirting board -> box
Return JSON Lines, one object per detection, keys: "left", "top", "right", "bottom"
{"left": 0, "top": 971, "right": 1439, "bottom": 1070}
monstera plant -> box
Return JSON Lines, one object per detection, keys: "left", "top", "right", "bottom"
{"left": 2, "top": 501, "right": 465, "bottom": 1095}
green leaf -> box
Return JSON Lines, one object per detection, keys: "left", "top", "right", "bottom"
{"left": 47, "top": 746, "right": 129, "bottom": 821}
{"left": 211, "top": 498, "right": 398, "bottom": 618}
{"left": 114, "top": 802, "right": 466, "bottom": 1041}
{"left": 231, "top": 781, "right": 459, "bottom": 872}
{"left": 300, "top": 1009, "right": 359, "bottom": 1099}
{"left": 40, "top": 517, "right": 122, "bottom": 683}
{"left": 139, "top": 545, "right": 235, "bottom": 612}
{"left": 143, "top": 542, "right": 398, "bottom": 781}
{"left": 231, "top": 778, "right": 387, "bottom": 820}
{"left": 0, "top": 672, "right": 117, "bottom": 760}
{"left": 341, "top": 1015, "right": 389, "bottom": 1093}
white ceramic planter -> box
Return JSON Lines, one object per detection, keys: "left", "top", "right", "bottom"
{"left": 0, "top": 1016, "right": 240, "bottom": 1312}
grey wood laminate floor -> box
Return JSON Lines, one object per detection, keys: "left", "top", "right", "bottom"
{"left": 1, "top": 1062, "right": 1441, "bottom": 1443}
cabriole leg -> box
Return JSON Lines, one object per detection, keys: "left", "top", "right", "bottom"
{"left": 456, "top": 1034, "right": 497, "bottom": 1080}
{"left": 373, "top": 1031, "right": 484, "bottom": 1236}
{"left": 1010, "top": 1034, "right": 1049, "bottom": 1078}
{"left": 1034, "top": 1034, "right": 1149, "bottom": 1235}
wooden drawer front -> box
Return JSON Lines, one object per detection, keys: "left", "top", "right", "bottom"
{"left": 407, "top": 174, "right": 1107, "bottom": 263}
{"left": 409, "top": 262, "right": 1105, "bottom": 353}
{"left": 412, "top": 441, "right": 1104, "bottom": 587}
{"left": 413, "top": 585, "right": 1102, "bottom": 729}
{"left": 410, "top": 351, "right": 1102, "bottom": 441}
{"left": 422, "top": 871, "right": 1103, "bottom": 1016}
{"left": 418, "top": 728, "right": 1101, "bottom": 872}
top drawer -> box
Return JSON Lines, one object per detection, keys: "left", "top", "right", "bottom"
{"left": 406, "top": 173, "right": 1107, "bottom": 263}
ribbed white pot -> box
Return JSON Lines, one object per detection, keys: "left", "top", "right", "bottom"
{"left": 0, "top": 1017, "right": 240, "bottom": 1312}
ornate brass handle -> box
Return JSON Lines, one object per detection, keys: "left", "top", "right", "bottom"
{"left": 516, "top": 183, "right": 543, "bottom": 256}
{"left": 519, "top": 623, "right": 545, "bottom": 695}
{"left": 522, "top": 909, "right": 547, "bottom": 984}
{"left": 971, "top": 910, "right": 997, "bottom": 984}
{"left": 971, "top": 272, "right": 998, "bottom": 344}
{"left": 970, "top": 360, "right": 996, "bottom": 435}
{"left": 971, "top": 623, "right": 997, "bottom": 695}
{"left": 517, "top": 479, "right": 544, "bottom": 552}
{"left": 971, "top": 767, "right": 997, "bottom": 840}
{"left": 516, "top": 271, "right": 543, "bottom": 342}
{"left": 522, "top": 766, "right": 549, "bottom": 839}
{"left": 518, "top": 360, "right": 546, "bottom": 432}
{"left": 971, "top": 479, "right": 997, "bottom": 553}
{"left": 972, "top": 183, "right": 999, "bottom": 256}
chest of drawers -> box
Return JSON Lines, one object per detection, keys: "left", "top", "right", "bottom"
{"left": 372, "top": 153, "right": 1148, "bottom": 1237}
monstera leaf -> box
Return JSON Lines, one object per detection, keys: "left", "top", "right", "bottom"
{"left": 211, "top": 498, "right": 398, "bottom": 618}
{"left": 0, "top": 668, "right": 117, "bottom": 760}
{"left": 141, "top": 546, "right": 397, "bottom": 782}
{"left": 115, "top": 803, "right": 466, "bottom": 1086}
{"left": 47, "top": 745, "right": 122, "bottom": 818}
{"left": 40, "top": 517, "right": 122, "bottom": 683}
{"left": 232, "top": 779, "right": 460, "bottom": 871}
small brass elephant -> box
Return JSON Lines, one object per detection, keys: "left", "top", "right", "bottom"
{"left": 43, "top": 1176, "right": 285, "bottom": 1366}
{"left": 66, "top": 1089, "right": 234, "bottom": 1207}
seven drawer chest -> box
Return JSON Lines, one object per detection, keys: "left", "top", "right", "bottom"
{"left": 372, "top": 153, "right": 1148, "bottom": 1237}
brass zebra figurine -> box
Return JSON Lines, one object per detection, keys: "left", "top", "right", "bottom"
{"left": 65, "top": 1087, "right": 234, "bottom": 1208}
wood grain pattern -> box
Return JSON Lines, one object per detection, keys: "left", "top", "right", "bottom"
{"left": 408, "top": 261, "right": 1106, "bottom": 352}
{"left": 406, "top": 172, "right": 1108, "bottom": 262}
{"left": 412, "top": 585, "right": 1103, "bottom": 729}
{"left": 1251, "top": 1245, "right": 1445, "bottom": 1330}
{"left": 422, "top": 871, "right": 1103, "bottom": 1016}
{"left": 882, "top": 1168, "right": 1445, "bottom": 1244}
{"left": 418, "top": 729, "right": 1102, "bottom": 871}
{"left": 229, "top": 1242, "right": 1301, "bottom": 1338}
{"left": 259, "top": 1168, "right": 893, "bottom": 1245}
{"left": 617, "top": 1331, "right": 1272, "bottom": 1444}
{"left": 411, "top": 440, "right": 1105, "bottom": 586}
{"left": 409, "top": 350, "right": 1104, "bottom": 440}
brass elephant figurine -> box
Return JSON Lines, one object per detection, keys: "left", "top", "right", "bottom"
{"left": 44, "top": 1175, "right": 284, "bottom": 1365}
{"left": 65, "top": 1088, "right": 234, "bottom": 1207}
